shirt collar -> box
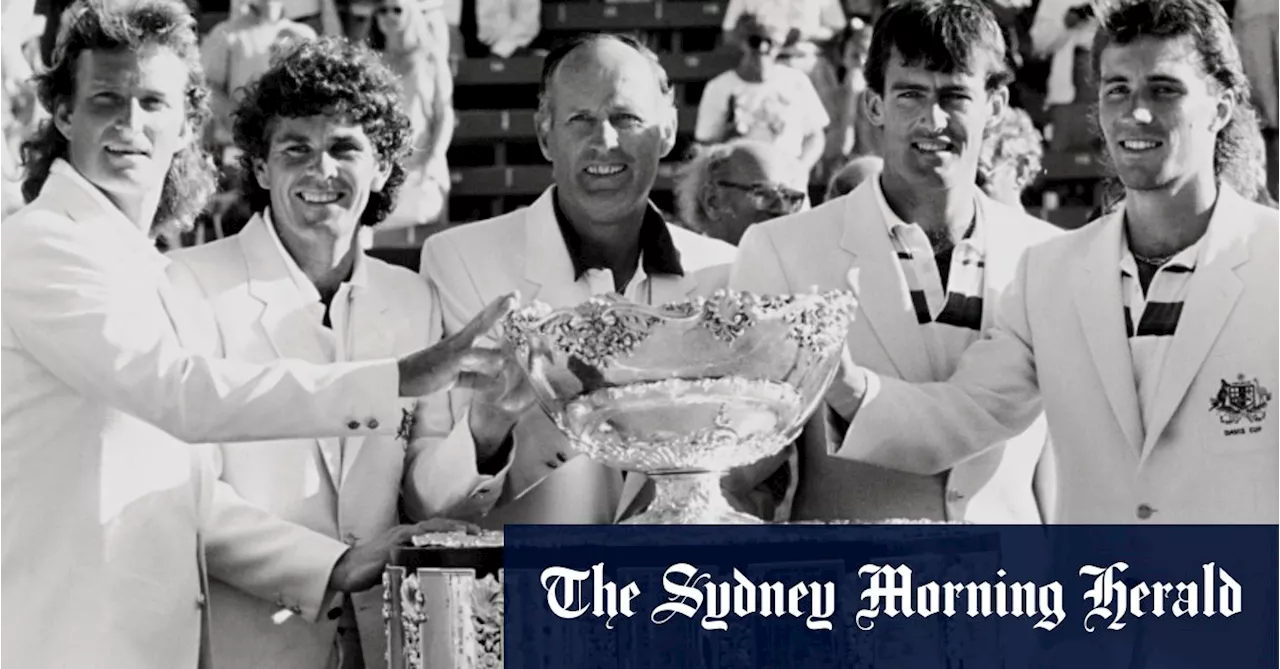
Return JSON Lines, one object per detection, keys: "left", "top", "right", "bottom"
{"left": 549, "top": 187, "right": 685, "bottom": 280}
{"left": 1117, "top": 212, "right": 1205, "bottom": 278}
{"left": 871, "top": 176, "right": 983, "bottom": 250}
{"left": 261, "top": 208, "right": 368, "bottom": 303}
{"left": 50, "top": 158, "right": 169, "bottom": 267}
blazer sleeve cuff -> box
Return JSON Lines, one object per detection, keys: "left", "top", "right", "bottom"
{"left": 828, "top": 369, "right": 880, "bottom": 443}
{"left": 283, "top": 536, "right": 350, "bottom": 624}
{"left": 404, "top": 408, "right": 507, "bottom": 520}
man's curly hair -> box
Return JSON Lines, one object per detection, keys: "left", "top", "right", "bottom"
{"left": 20, "top": 0, "right": 216, "bottom": 235}
{"left": 978, "top": 107, "right": 1044, "bottom": 195}
{"left": 232, "top": 37, "right": 413, "bottom": 226}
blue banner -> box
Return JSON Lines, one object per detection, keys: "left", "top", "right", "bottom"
{"left": 504, "top": 525, "right": 1278, "bottom": 668}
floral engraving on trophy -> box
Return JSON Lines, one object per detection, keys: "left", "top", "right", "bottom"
{"left": 700, "top": 301, "right": 756, "bottom": 343}
{"left": 399, "top": 573, "right": 426, "bottom": 669}
{"left": 382, "top": 572, "right": 394, "bottom": 668}
{"left": 504, "top": 289, "right": 858, "bottom": 524}
{"left": 783, "top": 293, "right": 856, "bottom": 354}
{"left": 511, "top": 298, "right": 662, "bottom": 369}
{"left": 473, "top": 573, "right": 504, "bottom": 668}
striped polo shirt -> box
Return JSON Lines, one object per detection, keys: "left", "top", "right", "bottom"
{"left": 1119, "top": 229, "right": 1201, "bottom": 429}
{"left": 872, "top": 179, "right": 987, "bottom": 380}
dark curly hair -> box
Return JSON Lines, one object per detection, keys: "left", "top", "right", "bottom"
{"left": 232, "top": 36, "right": 413, "bottom": 227}
{"left": 1090, "top": 0, "right": 1268, "bottom": 202}
{"left": 20, "top": 0, "right": 216, "bottom": 235}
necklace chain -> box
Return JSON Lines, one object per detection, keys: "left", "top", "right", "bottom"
{"left": 1132, "top": 250, "right": 1176, "bottom": 267}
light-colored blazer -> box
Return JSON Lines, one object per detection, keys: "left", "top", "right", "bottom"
{"left": 419, "top": 188, "right": 738, "bottom": 525}
{"left": 0, "top": 160, "right": 408, "bottom": 669}
{"left": 836, "top": 186, "right": 1279, "bottom": 524}
{"left": 730, "top": 181, "right": 1061, "bottom": 523}
{"left": 166, "top": 213, "right": 509, "bottom": 669}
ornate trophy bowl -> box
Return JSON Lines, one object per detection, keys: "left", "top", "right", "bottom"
{"left": 502, "top": 289, "right": 857, "bottom": 525}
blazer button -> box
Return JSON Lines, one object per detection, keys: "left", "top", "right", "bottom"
{"left": 367, "top": 418, "right": 379, "bottom": 429}
{"left": 195, "top": 593, "right": 206, "bottom": 608}
{"left": 347, "top": 420, "right": 361, "bottom": 430}
{"left": 1136, "top": 504, "right": 1155, "bottom": 520}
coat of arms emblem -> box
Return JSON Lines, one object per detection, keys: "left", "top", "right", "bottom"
{"left": 1210, "top": 374, "right": 1271, "bottom": 424}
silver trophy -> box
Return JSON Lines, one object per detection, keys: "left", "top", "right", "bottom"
{"left": 501, "top": 289, "right": 857, "bottom": 525}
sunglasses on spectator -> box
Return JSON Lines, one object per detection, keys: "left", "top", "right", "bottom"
{"left": 716, "top": 181, "right": 806, "bottom": 211}
{"left": 746, "top": 35, "right": 777, "bottom": 53}
{"left": 376, "top": 5, "right": 403, "bottom": 15}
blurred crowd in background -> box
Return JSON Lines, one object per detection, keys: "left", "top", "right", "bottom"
{"left": 3, "top": 0, "right": 1276, "bottom": 248}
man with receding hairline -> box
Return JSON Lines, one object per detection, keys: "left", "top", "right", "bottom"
{"left": 419, "top": 33, "right": 751, "bottom": 525}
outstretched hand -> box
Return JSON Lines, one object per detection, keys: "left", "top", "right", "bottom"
{"left": 468, "top": 354, "right": 541, "bottom": 459}
{"left": 397, "top": 293, "right": 519, "bottom": 398}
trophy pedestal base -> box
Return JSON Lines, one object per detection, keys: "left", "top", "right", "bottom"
{"left": 620, "top": 472, "right": 765, "bottom": 525}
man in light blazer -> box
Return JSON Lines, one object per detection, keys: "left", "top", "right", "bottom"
{"left": 830, "top": 0, "right": 1278, "bottom": 525}
{"left": 420, "top": 34, "right": 745, "bottom": 526}
{"left": 0, "top": 4, "right": 515, "bottom": 668}
{"left": 730, "top": 0, "right": 1060, "bottom": 524}
{"left": 166, "top": 39, "right": 507, "bottom": 669}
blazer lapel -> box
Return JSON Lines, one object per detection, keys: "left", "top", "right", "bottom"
{"left": 238, "top": 216, "right": 332, "bottom": 365}
{"left": 1072, "top": 213, "right": 1144, "bottom": 454}
{"left": 647, "top": 233, "right": 702, "bottom": 305}
{"left": 339, "top": 280, "right": 398, "bottom": 486}
{"left": 976, "top": 195, "right": 1024, "bottom": 328}
{"left": 1140, "top": 192, "right": 1248, "bottom": 457}
{"left": 238, "top": 215, "right": 342, "bottom": 489}
{"left": 840, "top": 186, "right": 933, "bottom": 382}
{"left": 522, "top": 189, "right": 593, "bottom": 308}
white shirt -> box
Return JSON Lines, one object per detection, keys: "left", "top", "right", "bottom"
{"left": 695, "top": 67, "right": 830, "bottom": 162}
{"left": 1119, "top": 226, "right": 1203, "bottom": 431}
{"left": 262, "top": 210, "right": 371, "bottom": 487}
{"left": 872, "top": 178, "right": 987, "bottom": 381}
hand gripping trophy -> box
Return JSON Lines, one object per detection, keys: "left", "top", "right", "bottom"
{"left": 502, "top": 289, "right": 858, "bottom": 524}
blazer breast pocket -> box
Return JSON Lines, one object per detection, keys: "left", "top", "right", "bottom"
{"left": 1197, "top": 353, "right": 1278, "bottom": 455}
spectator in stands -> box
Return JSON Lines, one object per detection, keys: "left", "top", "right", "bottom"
{"left": 1234, "top": 0, "right": 1278, "bottom": 200}
{"left": 373, "top": 0, "right": 455, "bottom": 229}
{"left": 475, "top": 0, "right": 540, "bottom": 59}
{"left": 1030, "top": 0, "right": 1097, "bottom": 108}
{"left": 722, "top": 0, "right": 847, "bottom": 46}
{"left": 417, "top": 34, "right": 784, "bottom": 526}
{"left": 821, "top": 16, "right": 879, "bottom": 181}
{"left": 2, "top": 0, "right": 45, "bottom": 215}
{"left": 728, "top": 0, "right": 1060, "bottom": 526}
{"left": 674, "top": 138, "right": 808, "bottom": 245}
{"left": 977, "top": 107, "right": 1043, "bottom": 210}
{"left": 201, "top": 0, "right": 318, "bottom": 150}
{"left": 696, "top": 8, "right": 830, "bottom": 178}
{"left": 1, "top": 1, "right": 514, "bottom": 667}
{"left": 166, "top": 37, "right": 504, "bottom": 669}
{"left": 231, "top": 0, "right": 342, "bottom": 36}
{"left": 824, "top": 154, "right": 882, "bottom": 200}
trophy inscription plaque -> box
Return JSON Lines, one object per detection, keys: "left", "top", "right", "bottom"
{"left": 502, "top": 289, "right": 857, "bottom": 524}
